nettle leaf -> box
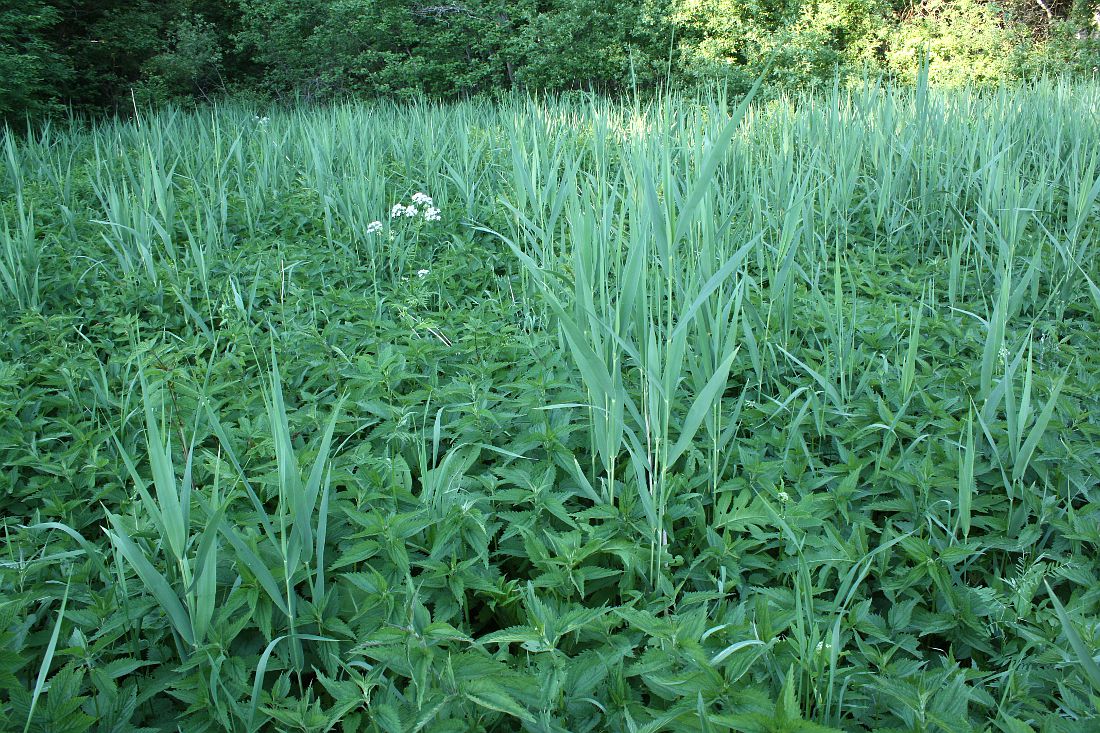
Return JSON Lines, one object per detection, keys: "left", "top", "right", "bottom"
{"left": 614, "top": 608, "right": 676, "bottom": 641}
{"left": 370, "top": 703, "right": 405, "bottom": 733}
{"left": 480, "top": 626, "right": 545, "bottom": 648}
{"left": 888, "top": 597, "right": 920, "bottom": 630}
{"left": 342, "top": 570, "right": 390, "bottom": 596}
{"left": 463, "top": 678, "right": 536, "bottom": 724}
{"left": 423, "top": 622, "right": 471, "bottom": 644}
{"left": 564, "top": 650, "right": 616, "bottom": 698}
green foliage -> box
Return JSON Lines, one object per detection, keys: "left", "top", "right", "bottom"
{"left": 0, "top": 2, "right": 68, "bottom": 120}
{"left": 136, "top": 14, "right": 226, "bottom": 105}
{"left": 2, "top": 0, "right": 1100, "bottom": 118}
{"left": 1, "top": 82, "right": 1099, "bottom": 730}
{"left": 672, "top": 0, "right": 892, "bottom": 88}
{"left": 507, "top": 0, "right": 672, "bottom": 90}
{"left": 233, "top": 0, "right": 514, "bottom": 98}
{"left": 885, "top": 0, "right": 1032, "bottom": 84}
{"left": 1021, "top": 17, "right": 1100, "bottom": 77}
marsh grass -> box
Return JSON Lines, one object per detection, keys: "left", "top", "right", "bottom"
{"left": 0, "top": 78, "right": 1098, "bottom": 731}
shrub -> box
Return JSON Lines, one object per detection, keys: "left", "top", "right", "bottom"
{"left": 886, "top": 0, "right": 1032, "bottom": 85}
{"left": 137, "top": 14, "right": 225, "bottom": 105}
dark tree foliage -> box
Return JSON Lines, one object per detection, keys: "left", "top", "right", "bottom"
{"left": 0, "top": 0, "right": 239, "bottom": 119}
{"left": 0, "top": 1, "right": 69, "bottom": 118}
{"left": 1, "top": 0, "right": 1098, "bottom": 118}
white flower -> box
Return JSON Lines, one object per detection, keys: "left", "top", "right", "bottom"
{"left": 777, "top": 491, "right": 791, "bottom": 504}
{"left": 391, "top": 203, "right": 407, "bottom": 218}
{"left": 416, "top": 269, "right": 430, "bottom": 278}
{"left": 411, "top": 192, "right": 433, "bottom": 206}
{"left": 366, "top": 221, "right": 383, "bottom": 234}
{"left": 404, "top": 205, "right": 419, "bottom": 217}
{"left": 423, "top": 207, "right": 441, "bottom": 222}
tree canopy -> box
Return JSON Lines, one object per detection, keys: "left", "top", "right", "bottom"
{"left": 1, "top": 0, "right": 1098, "bottom": 119}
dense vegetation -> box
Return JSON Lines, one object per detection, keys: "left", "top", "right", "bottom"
{"left": 1, "top": 78, "right": 1099, "bottom": 731}
{"left": 2, "top": 0, "right": 1100, "bottom": 119}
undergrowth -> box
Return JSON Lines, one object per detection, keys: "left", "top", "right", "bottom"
{"left": 0, "top": 79, "right": 1099, "bottom": 732}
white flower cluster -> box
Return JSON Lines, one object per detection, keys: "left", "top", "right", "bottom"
{"left": 390, "top": 193, "right": 441, "bottom": 222}
{"left": 252, "top": 114, "right": 270, "bottom": 126}
{"left": 366, "top": 221, "right": 383, "bottom": 234}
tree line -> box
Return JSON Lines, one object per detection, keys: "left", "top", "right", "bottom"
{"left": 2, "top": 0, "right": 1099, "bottom": 119}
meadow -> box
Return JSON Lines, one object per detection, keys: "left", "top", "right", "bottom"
{"left": 1, "top": 78, "right": 1099, "bottom": 732}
